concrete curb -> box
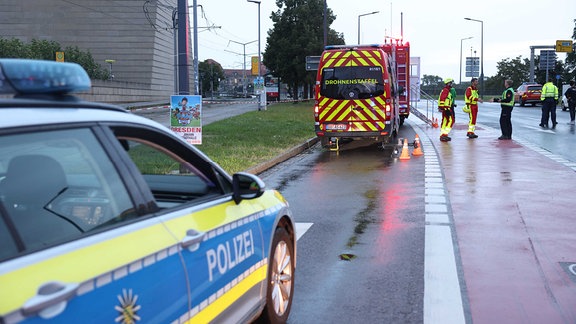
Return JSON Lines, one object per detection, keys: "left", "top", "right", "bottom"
{"left": 245, "top": 137, "right": 320, "bottom": 175}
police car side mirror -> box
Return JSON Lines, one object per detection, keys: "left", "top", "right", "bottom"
{"left": 232, "top": 172, "right": 266, "bottom": 204}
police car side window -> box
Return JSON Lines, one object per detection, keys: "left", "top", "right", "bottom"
{"left": 0, "top": 128, "right": 137, "bottom": 257}
{"left": 0, "top": 214, "right": 19, "bottom": 261}
{"left": 114, "top": 133, "right": 221, "bottom": 209}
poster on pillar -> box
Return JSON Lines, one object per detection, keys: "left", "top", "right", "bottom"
{"left": 169, "top": 95, "right": 202, "bottom": 145}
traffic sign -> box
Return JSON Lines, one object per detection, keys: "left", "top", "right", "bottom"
{"left": 251, "top": 56, "right": 259, "bottom": 76}
{"left": 539, "top": 50, "right": 556, "bottom": 69}
{"left": 306, "top": 56, "right": 321, "bottom": 71}
{"left": 465, "top": 66, "right": 479, "bottom": 72}
{"left": 465, "top": 57, "right": 479, "bottom": 77}
{"left": 55, "top": 51, "right": 65, "bottom": 62}
{"left": 556, "top": 40, "right": 574, "bottom": 53}
{"left": 465, "top": 57, "right": 479, "bottom": 65}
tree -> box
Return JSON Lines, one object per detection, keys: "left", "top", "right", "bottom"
{"left": 421, "top": 74, "right": 442, "bottom": 87}
{"left": 199, "top": 60, "right": 225, "bottom": 98}
{"left": 485, "top": 56, "right": 529, "bottom": 91}
{"left": 263, "top": 0, "right": 345, "bottom": 100}
{"left": 419, "top": 74, "right": 444, "bottom": 97}
{"left": 64, "top": 45, "right": 109, "bottom": 80}
{"left": 564, "top": 19, "right": 576, "bottom": 80}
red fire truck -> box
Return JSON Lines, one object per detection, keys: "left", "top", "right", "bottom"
{"left": 384, "top": 39, "right": 410, "bottom": 125}
{"left": 314, "top": 40, "right": 410, "bottom": 150}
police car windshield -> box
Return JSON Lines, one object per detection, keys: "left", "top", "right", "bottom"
{"left": 320, "top": 66, "right": 385, "bottom": 100}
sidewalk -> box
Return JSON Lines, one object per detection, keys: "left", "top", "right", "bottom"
{"left": 417, "top": 120, "right": 576, "bottom": 323}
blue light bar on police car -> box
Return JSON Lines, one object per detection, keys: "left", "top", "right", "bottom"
{"left": 0, "top": 59, "right": 91, "bottom": 95}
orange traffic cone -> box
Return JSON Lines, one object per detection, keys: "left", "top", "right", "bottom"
{"left": 432, "top": 117, "right": 439, "bottom": 128}
{"left": 399, "top": 138, "right": 410, "bottom": 160}
{"left": 412, "top": 134, "right": 424, "bottom": 156}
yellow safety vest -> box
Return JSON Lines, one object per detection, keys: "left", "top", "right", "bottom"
{"left": 541, "top": 82, "right": 558, "bottom": 100}
{"left": 465, "top": 86, "right": 479, "bottom": 105}
{"left": 501, "top": 87, "right": 514, "bottom": 107}
{"left": 438, "top": 87, "right": 453, "bottom": 108}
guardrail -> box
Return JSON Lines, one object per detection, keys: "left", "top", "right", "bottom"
{"left": 409, "top": 86, "right": 439, "bottom": 126}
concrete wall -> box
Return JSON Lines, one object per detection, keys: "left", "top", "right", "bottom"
{"left": 78, "top": 80, "right": 170, "bottom": 106}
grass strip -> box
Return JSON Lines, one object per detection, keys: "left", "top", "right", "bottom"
{"left": 199, "top": 102, "right": 315, "bottom": 174}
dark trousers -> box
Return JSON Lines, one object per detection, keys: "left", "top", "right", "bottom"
{"left": 541, "top": 98, "right": 557, "bottom": 126}
{"left": 569, "top": 101, "right": 576, "bottom": 122}
{"left": 500, "top": 105, "right": 513, "bottom": 138}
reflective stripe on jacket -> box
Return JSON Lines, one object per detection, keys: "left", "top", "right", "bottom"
{"left": 501, "top": 87, "right": 514, "bottom": 107}
{"left": 438, "top": 85, "right": 453, "bottom": 109}
{"left": 465, "top": 86, "right": 479, "bottom": 105}
{"left": 541, "top": 82, "right": 558, "bottom": 100}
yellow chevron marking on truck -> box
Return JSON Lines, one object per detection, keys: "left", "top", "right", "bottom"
{"left": 322, "top": 49, "right": 385, "bottom": 69}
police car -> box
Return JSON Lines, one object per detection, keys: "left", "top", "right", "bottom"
{"left": 0, "top": 59, "right": 296, "bottom": 323}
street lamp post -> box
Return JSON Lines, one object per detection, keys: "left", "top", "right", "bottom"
{"left": 228, "top": 40, "right": 257, "bottom": 98}
{"left": 323, "top": 0, "right": 327, "bottom": 47}
{"left": 464, "top": 17, "right": 483, "bottom": 99}
{"left": 459, "top": 36, "right": 473, "bottom": 84}
{"left": 358, "top": 11, "right": 379, "bottom": 44}
{"left": 247, "top": 0, "right": 265, "bottom": 111}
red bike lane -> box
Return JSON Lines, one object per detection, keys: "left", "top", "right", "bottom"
{"left": 422, "top": 122, "right": 576, "bottom": 324}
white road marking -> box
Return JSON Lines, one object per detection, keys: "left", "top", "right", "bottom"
{"left": 410, "top": 119, "right": 466, "bottom": 324}
{"left": 295, "top": 222, "right": 313, "bottom": 240}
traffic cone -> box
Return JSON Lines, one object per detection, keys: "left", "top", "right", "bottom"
{"left": 432, "top": 117, "right": 439, "bottom": 128}
{"left": 412, "top": 134, "right": 424, "bottom": 156}
{"left": 399, "top": 138, "right": 410, "bottom": 160}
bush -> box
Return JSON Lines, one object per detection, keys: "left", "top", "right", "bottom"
{"left": 0, "top": 37, "right": 109, "bottom": 80}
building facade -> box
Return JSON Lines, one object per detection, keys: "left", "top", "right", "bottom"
{"left": 0, "top": 0, "right": 192, "bottom": 102}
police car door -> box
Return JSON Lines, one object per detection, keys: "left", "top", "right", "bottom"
{"left": 0, "top": 126, "right": 188, "bottom": 323}
{"left": 108, "top": 125, "right": 266, "bottom": 323}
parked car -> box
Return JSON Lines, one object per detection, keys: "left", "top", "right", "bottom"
{"left": 0, "top": 59, "right": 296, "bottom": 323}
{"left": 515, "top": 83, "right": 542, "bottom": 107}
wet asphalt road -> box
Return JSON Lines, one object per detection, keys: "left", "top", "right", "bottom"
{"left": 134, "top": 102, "right": 431, "bottom": 322}
{"left": 134, "top": 100, "right": 576, "bottom": 323}
{"left": 258, "top": 128, "right": 429, "bottom": 323}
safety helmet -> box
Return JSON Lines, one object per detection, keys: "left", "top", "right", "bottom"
{"left": 443, "top": 78, "right": 454, "bottom": 84}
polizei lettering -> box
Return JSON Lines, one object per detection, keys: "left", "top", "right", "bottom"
{"left": 206, "top": 229, "right": 255, "bottom": 281}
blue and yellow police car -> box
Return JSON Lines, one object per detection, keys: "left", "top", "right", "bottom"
{"left": 0, "top": 59, "right": 296, "bottom": 323}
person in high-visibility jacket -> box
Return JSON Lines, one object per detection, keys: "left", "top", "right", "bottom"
{"left": 438, "top": 78, "right": 455, "bottom": 142}
{"left": 540, "top": 77, "right": 559, "bottom": 128}
{"left": 499, "top": 79, "right": 515, "bottom": 140}
{"left": 464, "top": 77, "right": 484, "bottom": 138}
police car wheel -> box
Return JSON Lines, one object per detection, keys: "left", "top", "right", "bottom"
{"left": 258, "top": 227, "right": 294, "bottom": 323}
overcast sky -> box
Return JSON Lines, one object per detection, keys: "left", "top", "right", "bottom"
{"left": 195, "top": 0, "right": 575, "bottom": 83}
